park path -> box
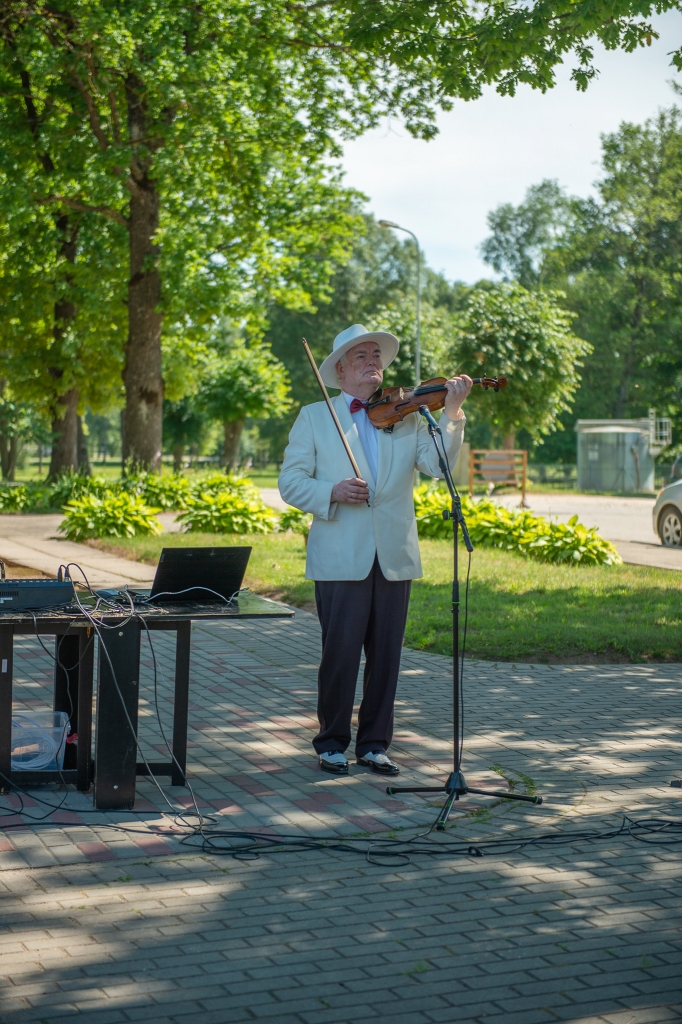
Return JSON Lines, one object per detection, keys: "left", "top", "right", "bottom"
{"left": 1, "top": 609, "right": 681, "bottom": 1023}
{"left": 0, "top": 513, "right": 182, "bottom": 587}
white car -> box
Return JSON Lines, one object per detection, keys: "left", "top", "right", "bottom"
{"left": 653, "top": 479, "right": 682, "bottom": 547}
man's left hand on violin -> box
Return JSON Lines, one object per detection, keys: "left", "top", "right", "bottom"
{"left": 443, "top": 375, "right": 473, "bottom": 419}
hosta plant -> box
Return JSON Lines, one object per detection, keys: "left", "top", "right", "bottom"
{"left": 124, "top": 471, "right": 192, "bottom": 510}
{"left": 59, "top": 493, "right": 163, "bottom": 541}
{"left": 46, "top": 472, "right": 111, "bottom": 508}
{"left": 188, "top": 471, "right": 261, "bottom": 501}
{"left": 0, "top": 484, "right": 31, "bottom": 512}
{"left": 175, "top": 491, "right": 276, "bottom": 534}
{"left": 278, "top": 506, "right": 313, "bottom": 535}
{"left": 413, "top": 485, "right": 621, "bottom": 566}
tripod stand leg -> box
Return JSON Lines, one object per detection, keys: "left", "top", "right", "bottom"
{"left": 433, "top": 770, "right": 468, "bottom": 831}
{"left": 435, "top": 788, "right": 458, "bottom": 831}
{"left": 466, "top": 786, "right": 543, "bottom": 805}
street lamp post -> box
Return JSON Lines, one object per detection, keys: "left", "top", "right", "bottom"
{"left": 378, "top": 220, "right": 421, "bottom": 387}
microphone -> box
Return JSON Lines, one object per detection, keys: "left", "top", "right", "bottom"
{"left": 418, "top": 405, "right": 441, "bottom": 432}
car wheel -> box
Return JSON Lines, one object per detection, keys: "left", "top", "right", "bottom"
{"left": 658, "top": 505, "right": 682, "bottom": 547}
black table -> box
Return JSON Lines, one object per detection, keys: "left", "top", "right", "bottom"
{"left": 0, "top": 594, "right": 294, "bottom": 809}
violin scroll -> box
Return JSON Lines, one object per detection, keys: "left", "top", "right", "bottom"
{"left": 472, "top": 375, "right": 507, "bottom": 393}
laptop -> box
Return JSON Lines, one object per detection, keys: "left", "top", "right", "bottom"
{"left": 147, "top": 546, "right": 252, "bottom": 604}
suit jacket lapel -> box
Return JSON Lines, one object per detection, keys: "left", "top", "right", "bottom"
{"left": 333, "top": 394, "right": 375, "bottom": 490}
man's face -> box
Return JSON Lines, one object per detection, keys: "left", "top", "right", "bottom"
{"left": 336, "top": 341, "right": 383, "bottom": 390}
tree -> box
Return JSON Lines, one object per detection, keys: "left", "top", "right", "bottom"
{"left": 201, "top": 339, "right": 292, "bottom": 469}
{"left": 262, "top": 214, "right": 471, "bottom": 459}
{"left": 1, "top": 0, "right": 676, "bottom": 470}
{"left": 454, "top": 284, "right": 592, "bottom": 448}
{"left": 480, "top": 108, "right": 682, "bottom": 443}
{"left": 0, "top": 1, "right": 362, "bottom": 469}
{"left": 371, "top": 295, "right": 455, "bottom": 385}
{"left": 162, "top": 398, "right": 212, "bottom": 473}
{"left": 0, "top": 62, "right": 128, "bottom": 476}
{"left": 0, "top": 158, "right": 126, "bottom": 477}
{"left": 479, "top": 180, "right": 571, "bottom": 289}
{"left": 556, "top": 109, "right": 682, "bottom": 427}
{"left": 0, "top": 380, "right": 30, "bottom": 480}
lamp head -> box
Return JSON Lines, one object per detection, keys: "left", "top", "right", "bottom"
{"left": 378, "top": 219, "right": 400, "bottom": 229}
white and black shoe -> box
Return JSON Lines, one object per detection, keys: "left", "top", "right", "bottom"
{"left": 356, "top": 750, "right": 400, "bottom": 775}
{"left": 319, "top": 751, "right": 349, "bottom": 775}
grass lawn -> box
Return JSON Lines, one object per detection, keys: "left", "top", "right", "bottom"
{"left": 90, "top": 532, "right": 682, "bottom": 663}
{"left": 14, "top": 461, "right": 284, "bottom": 488}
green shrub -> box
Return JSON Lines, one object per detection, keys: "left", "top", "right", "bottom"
{"left": 0, "top": 484, "right": 31, "bottom": 512}
{"left": 47, "top": 472, "right": 112, "bottom": 508}
{"left": 413, "top": 485, "right": 622, "bottom": 566}
{"left": 0, "top": 472, "right": 113, "bottom": 514}
{"left": 175, "top": 491, "right": 276, "bottom": 534}
{"left": 59, "top": 492, "right": 163, "bottom": 541}
{"left": 188, "top": 470, "right": 260, "bottom": 500}
{"left": 18, "top": 472, "right": 113, "bottom": 513}
{"left": 278, "top": 506, "right": 313, "bottom": 535}
{"left": 123, "top": 471, "right": 192, "bottom": 510}
{"left": 0, "top": 468, "right": 262, "bottom": 515}
{"left": 412, "top": 485, "right": 453, "bottom": 540}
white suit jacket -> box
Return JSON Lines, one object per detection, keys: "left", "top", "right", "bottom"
{"left": 278, "top": 394, "right": 466, "bottom": 581}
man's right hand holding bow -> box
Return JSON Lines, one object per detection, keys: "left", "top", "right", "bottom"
{"left": 332, "top": 477, "right": 370, "bottom": 504}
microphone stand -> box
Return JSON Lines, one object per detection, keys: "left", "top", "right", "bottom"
{"left": 387, "top": 406, "right": 542, "bottom": 830}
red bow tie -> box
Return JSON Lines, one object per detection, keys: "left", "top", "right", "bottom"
{"left": 349, "top": 398, "right": 368, "bottom": 414}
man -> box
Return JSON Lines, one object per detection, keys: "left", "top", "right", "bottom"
{"left": 279, "top": 324, "right": 472, "bottom": 775}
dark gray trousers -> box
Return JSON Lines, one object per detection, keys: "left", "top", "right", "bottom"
{"left": 313, "top": 558, "right": 411, "bottom": 758}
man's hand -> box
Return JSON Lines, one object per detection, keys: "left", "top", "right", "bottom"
{"left": 332, "top": 477, "right": 370, "bottom": 504}
{"left": 443, "top": 374, "right": 473, "bottom": 419}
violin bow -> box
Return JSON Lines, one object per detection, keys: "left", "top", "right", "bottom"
{"left": 301, "top": 339, "right": 368, "bottom": 497}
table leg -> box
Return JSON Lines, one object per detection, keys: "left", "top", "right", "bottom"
{"left": 172, "top": 621, "right": 191, "bottom": 786}
{"left": 77, "top": 632, "right": 95, "bottom": 792}
{"left": 94, "top": 621, "right": 141, "bottom": 810}
{"left": 54, "top": 633, "right": 80, "bottom": 770}
{"left": 0, "top": 625, "right": 12, "bottom": 793}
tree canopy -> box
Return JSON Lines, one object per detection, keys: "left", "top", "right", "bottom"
{"left": 481, "top": 106, "right": 682, "bottom": 452}
{"left": 1, "top": 0, "right": 678, "bottom": 471}
{"left": 454, "top": 283, "right": 592, "bottom": 446}
{"left": 201, "top": 336, "right": 291, "bottom": 468}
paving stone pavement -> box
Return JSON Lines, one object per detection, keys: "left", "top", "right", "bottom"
{"left": 1, "top": 609, "right": 681, "bottom": 1023}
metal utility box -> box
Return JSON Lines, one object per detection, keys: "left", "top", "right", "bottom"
{"left": 576, "top": 411, "right": 671, "bottom": 493}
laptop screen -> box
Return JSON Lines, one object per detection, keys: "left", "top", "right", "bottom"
{"left": 149, "top": 547, "right": 252, "bottom": 604}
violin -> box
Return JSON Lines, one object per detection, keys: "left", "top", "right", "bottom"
{"left": 367, "top": 375, "right": 507, "bottom": 429}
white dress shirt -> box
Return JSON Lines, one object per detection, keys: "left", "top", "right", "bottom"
{"left": 342, "top": 390, "right": 378, "bottom": 483}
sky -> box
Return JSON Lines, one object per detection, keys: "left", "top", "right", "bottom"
{"left": 341, "top": 10, "right": 682, "bottom": 284}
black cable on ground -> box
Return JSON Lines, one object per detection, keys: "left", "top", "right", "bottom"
{"left": 3, "top": 563, "right": 681, "bottom": 865}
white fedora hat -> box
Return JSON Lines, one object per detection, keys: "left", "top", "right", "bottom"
{"left": 318, "top": 324, "right": 399, "bottom": 389}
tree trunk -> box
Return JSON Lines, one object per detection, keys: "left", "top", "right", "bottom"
{"left": 222, "top": 420, "right": 244, "bottom": 469}
{"left": 502, "top": 432, "right": 516, "bottom": 450}
{"left": 48, "top": 389, "right": 79, "bottom": 480}
{"left": 47, "top": 215, "right": 80, "bottom": 480}
{"left": 121, "top": 74, "right": 164, "bottom": 472}
{"left": 0, "top": 435, "right": 19, "bottom": 481}
{"left": 77, "top": 415, "right": 91, "bottom": 476}
{"left": 172, "top": 444, "right": 184, "bottom": 473}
